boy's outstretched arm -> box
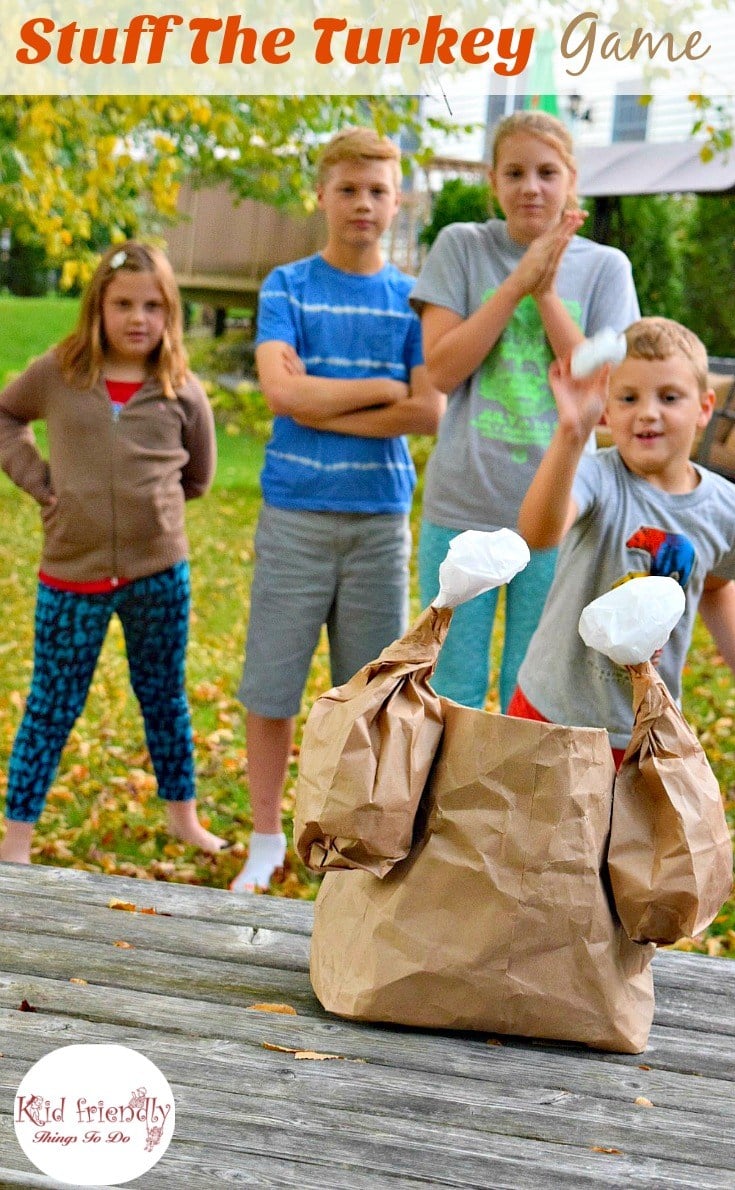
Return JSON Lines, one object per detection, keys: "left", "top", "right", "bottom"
{"left": 698, "top": 576, "right": 735, "bottom": 672}
{"left": 293, "top": 365, "right": 445, "bottom": 437}
{"left": 256, "top": 341, "right": 408, "bottom": 420}
{"left": 518, "top": 358, "right": 608, "bottom": 549}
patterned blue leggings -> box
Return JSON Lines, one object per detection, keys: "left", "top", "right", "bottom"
{"left": 5, "top": 562, "right": 196, "bottom": 823}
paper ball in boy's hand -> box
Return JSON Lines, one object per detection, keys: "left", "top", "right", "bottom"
{"left": 578, "top": 576, "right": 686, "bottom": 665}
{"left": 570, "top": 328, "right": 627, "bottom": 378}
{"left": 433, "top": 529, "right": 531, "bottom": 609}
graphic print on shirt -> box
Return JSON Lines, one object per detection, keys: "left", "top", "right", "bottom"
{"left": 616, "top": 525, "right": 697, "bottom": 589}
{"left": 472, "top": 293, "right": 582, "bottom": 465}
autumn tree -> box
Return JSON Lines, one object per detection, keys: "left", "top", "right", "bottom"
{"left": 0, "top": 94, "right": 424, "bottom": 286}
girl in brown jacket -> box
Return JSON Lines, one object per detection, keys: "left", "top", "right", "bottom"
{"left": 0, "top": 243, "right": 225, "bottom": 864}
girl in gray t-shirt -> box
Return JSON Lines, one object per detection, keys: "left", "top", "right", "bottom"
{"left": 411, "top": 111, "right": 639, "bottom": 711}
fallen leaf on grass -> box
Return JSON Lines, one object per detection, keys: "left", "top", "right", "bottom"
{"left": 638, "top": 1064, "right": 651, "bottom": 1071}
{"left": 69, "top": 978, "right": 88, "bottom": 986}
{"left": 591, "top": 1146, "right": 622, "bottom": 1155}
{"left": 634, "top": 1097, "right": 654, "bottom": 1108}
{"left": 113, "top": 940, "right": 134, "bottom": 949}
{"left": 18, "top": 1000, "right": 37, "bottom": 1012}
{"left": 248, "top": 1003, "right": 297, "bottom": 1016}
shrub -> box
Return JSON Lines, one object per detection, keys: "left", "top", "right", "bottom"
{"left": 680, "top": 193, "right": 735, "bottom": 356}
{"left": 419, "top": 177, "right": 497, "bottom": 248}
{"left": 582, "top": 194, "right": 689, "bottom": 321}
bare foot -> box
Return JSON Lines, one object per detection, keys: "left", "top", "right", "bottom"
{"left": 165, "top": 801, "right": 227, "bottom": 853}
{"left": 0, "top": 819, "right": 34, "bottom": 864}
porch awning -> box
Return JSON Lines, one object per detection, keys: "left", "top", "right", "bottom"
{"left": 429, "top": 141, "right": 735, "bottom": 198}
{"left": 577, "top": 141, "right": 735, "bottom": 197}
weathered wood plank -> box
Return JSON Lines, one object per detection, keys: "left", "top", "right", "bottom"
{"left": 0, "top": 1170, "right": 109, "bottom": 1190}
{"left": 2, "top": 1021, "right": 734, "bottom": 1173}
{"left": 0, "top": 862, "right": 314, "bottom": 934}
{"left": 1, "top": 973, "right": 733, "bottom": 1112}
{"left": 3, "top": 1082, "right": 732, "bottom": 1190}
{"left": 6, "top": 890, "right": 732, "bottom": 1042}
{"left": 0, "top": 1156, "right": 439, "bottom": 1190}
{"left": 3, "top": 1060, "right": 733, "bottom": 1190}
{"left": 0, "top": 891, "right": 311, "bottom": 972}
{"left": 1, "top": 950, "right": 732, "bottom": 1086}
{"left": 0, "top": 971, "right": 732, "bottom": 1090}
{"left": 0, "top": 928, "right": 320, "bottom": 1011}
{"left": 1, "top": 866, "right": 733, "bottom": 1189}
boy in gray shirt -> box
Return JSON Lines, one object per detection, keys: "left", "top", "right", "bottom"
{"left": 512, "top": 316, "right": 735, "bottom": 765}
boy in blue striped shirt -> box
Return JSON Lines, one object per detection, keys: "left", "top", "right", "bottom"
{"left": 233, "top": 127, "right": 444, "bottom": 891}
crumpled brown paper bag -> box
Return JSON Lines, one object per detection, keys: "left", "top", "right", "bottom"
{"left": 609, "top": 661, "right": 733, "bottom": 945}
{"left": 310, "top": 699, "right": 656, "bottom": 1053}
{"left": 294, "top": 606, "right": 452, "bottom": 876}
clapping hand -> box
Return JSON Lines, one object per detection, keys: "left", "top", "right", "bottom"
{"left": 514, "top": 209, "right": 588, "bottom": 299}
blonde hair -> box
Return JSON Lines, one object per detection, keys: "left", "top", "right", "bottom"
{"left": 57, "top": 242, "right": 187, "bottom": 399}
{"left": 317, "top": 127, "right": 402, "bottom": 187}
{"left": 624, "top": 316, "right": 709, "bottom": 392}
{"left": 491, "top": 111, "right": 578, "bottom": 208}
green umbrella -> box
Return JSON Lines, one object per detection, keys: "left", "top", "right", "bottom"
{"left": 524, "top": 28, "right": 559, "bottom": 115}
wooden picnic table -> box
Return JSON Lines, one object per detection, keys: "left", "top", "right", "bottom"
{"left": 0, "top": 862, "right": 733, "bottom": 1189}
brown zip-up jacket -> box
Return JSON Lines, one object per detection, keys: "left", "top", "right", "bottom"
{"left": 0, "top": 350, "right": 216, "bottom": 583}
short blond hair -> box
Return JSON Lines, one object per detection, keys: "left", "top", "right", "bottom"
{"left": 624, "top": 316, "right": 709, "bottom": 392}
{"left": 491, "top": 111, "right": 578, "bottom": 208}
{"left": 317, "top": 127, "right": 402, "bottom": 187}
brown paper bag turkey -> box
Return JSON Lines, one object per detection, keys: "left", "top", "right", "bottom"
{"left": 293, "top": 606, "right": 451, "bottom": 877}
{"left": 608, "top": 661, "right": 733, "bottom": 945}
{"left": 310, "top": 700, "right": 656, "bottom": 1054}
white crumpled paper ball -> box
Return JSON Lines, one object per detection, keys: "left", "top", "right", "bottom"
{"left": 433, "top": 529, "right": 531, "bottom": 609}
{"left": 578, "top": 576, "right": 686, "bottom": 665}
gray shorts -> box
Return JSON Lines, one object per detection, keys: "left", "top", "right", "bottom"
{"left": 238, "top": 503, "right": 411, "bottom": 718}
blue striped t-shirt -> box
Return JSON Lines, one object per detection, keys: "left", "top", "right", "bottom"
{"left": 256, "top": 254, "right": 423, "bottom": 513}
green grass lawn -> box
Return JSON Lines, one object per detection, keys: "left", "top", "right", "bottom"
{"left": 0, "top": 294, "right": 80, "bottom": 384}
{"left": 0, "top": 298, "right": 732, "bottom": 954}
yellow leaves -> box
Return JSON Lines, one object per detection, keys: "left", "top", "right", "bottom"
{"left": 634, "top": 1097, "right": 654, "bottom": 1108}
{"left": 192, "top": 103, "right": 212, "bottom": 125}
{"left": 48, "top": 788, "right": 75, "bottom": 804}
{"left": 591, "top": 1146, "right": 622, "bottom": 1155}
{"left": 113, "top": 940, "right": 135, "bottom": 950}
{"left": 153, "top": 134, "right": 177, "bottom": 154}
{"left": 97, "top": 135, "right": 118, "bottom": 157}
{"left": 69, "top": 978, "right": 88, "bottom": 986}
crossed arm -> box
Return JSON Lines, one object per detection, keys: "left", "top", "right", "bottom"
{"left": 255, "top": 341, "right": 445, "bottom": 438}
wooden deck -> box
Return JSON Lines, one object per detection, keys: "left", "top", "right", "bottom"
{"left": 0, "top": 863, "right": 733, "bottom": 1189}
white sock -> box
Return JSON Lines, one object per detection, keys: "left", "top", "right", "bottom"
{"left": 230, "top": 832, "right": 286, "bottom": 892}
